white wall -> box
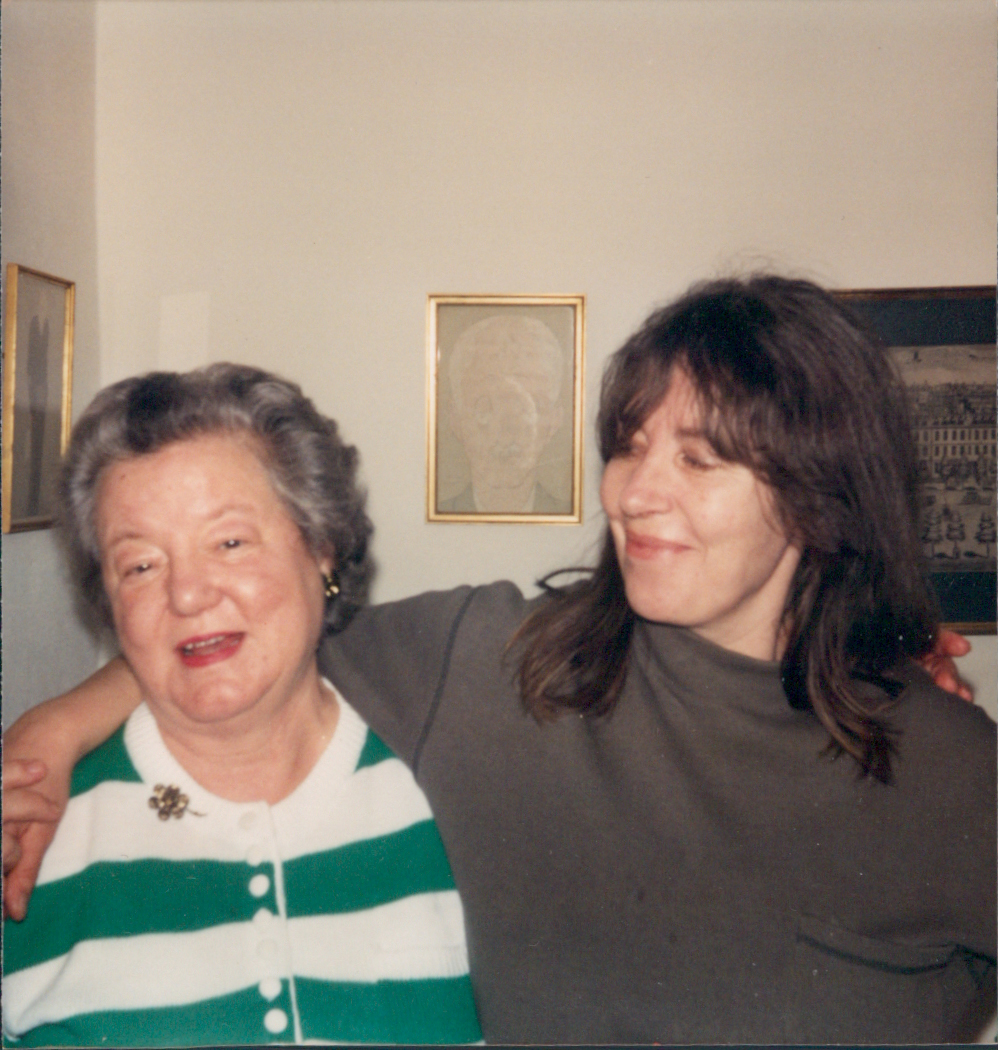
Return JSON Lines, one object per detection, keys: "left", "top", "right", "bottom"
{"left": 1, "top": 0, "right": 102, "bottom": 725}
{"left": 92, "top": 0, "right": 997, "bottom": 708}
{"left": 2, "top": 0, "right": 994, "bottom": 718}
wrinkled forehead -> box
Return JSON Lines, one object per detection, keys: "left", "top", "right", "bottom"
{"left": 92, "top": 428, "right": 283, "bottom": 534}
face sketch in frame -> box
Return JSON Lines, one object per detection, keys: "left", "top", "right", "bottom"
{"left": 438, "top": 314, "right": 571, "bottom": 515}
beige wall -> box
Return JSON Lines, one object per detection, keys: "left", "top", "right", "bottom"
{"left": 3, "top": 0, "right": 995, "bottom": 719}
{"left": 2, "top": 0, "right": 101, "bottom": 724}
{"left": 92, "top": 0, "right": 997, "bottom": 711}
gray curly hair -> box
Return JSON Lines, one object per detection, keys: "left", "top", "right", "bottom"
{"left": 59, "top": 362, "right": 374, "bottom": 634}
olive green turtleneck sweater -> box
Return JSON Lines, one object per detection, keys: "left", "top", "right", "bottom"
{"left": 322, "top": 581, "right": 996, "bottom": 1044}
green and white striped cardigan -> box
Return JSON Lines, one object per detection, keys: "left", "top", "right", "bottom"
{"left": 2, "top": 691, "right": 480, "bottom": 1046}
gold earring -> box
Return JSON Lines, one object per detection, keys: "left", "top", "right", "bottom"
{"left": 323, "top": 572, "right": 340, "bottom": 599}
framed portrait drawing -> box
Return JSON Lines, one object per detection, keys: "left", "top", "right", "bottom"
{"left": 427, "top": 295, "right": 585, "bottom": 523}
{"left": 2, "top": 264, "right": 75, "bottom": 533}
{"left": 837, "top": 286, "right": 996, "bottom": 633}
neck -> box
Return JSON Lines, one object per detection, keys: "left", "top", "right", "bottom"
{"left": 156, "top": 672, "right": 339, "bottom": 804}
{"left": 692, "top": 619, "right": 790, "bottom": 663}
{"left": 471, "top": 473, "right": 536, "bottom": 513}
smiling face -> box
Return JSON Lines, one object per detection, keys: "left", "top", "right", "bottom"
{"left": 599, "top": 369, "right": 802, "bottom": 661}
{"left": 96, "top": 432, "right": 331, "bottom": 737}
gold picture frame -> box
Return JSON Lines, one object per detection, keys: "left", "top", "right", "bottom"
{"left": 2, "top": 264, "right": 75, "bottom": 533}
{"left": 427, "top": 294, "right": 585, "bottom": 523}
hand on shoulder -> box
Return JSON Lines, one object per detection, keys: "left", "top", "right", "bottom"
{"left": 2, "top": 749, "right": 64, "bottom": 920}
{"left": 916, "top": 629, "right": 974, "bottom": 702}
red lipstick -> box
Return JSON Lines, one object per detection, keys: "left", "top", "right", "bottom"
{"left": 176, "top": 633, "right": 244, "bottom": 668}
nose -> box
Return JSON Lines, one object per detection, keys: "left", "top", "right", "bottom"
{"left": 618, "top": 451, "right": 676, "bottom": 519}
{"left": 166, "top": 554, "right": 221, "bottom": 617}
{"left": 496, "top": 383, "right": 536, "bottom": 432}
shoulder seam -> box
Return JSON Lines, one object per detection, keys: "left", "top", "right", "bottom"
{"left": 412, "top": 586, "right": 479, "bottom": 777}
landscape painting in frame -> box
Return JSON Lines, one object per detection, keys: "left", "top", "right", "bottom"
{"left": 2, "top": 264, "right": 75, "bottom": 533}
{"left": 837, "top": 287, "right": 996, "bottom": 632}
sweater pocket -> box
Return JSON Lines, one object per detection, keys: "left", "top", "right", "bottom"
{"left": 796, "top": 912, "right": 956, "bottom": 973}
{"left": 791, "top": 912, "right": 994, "bottom": 1042}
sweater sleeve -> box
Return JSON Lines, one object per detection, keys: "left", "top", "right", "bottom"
{"left": 316, "top": 586, "right": 479, "bottom": 765}
{"left": 896, "top": 665, "right": 997, "bottom": 962}
{"left": 317, "top": 581, "right": 533, "bottom": 769}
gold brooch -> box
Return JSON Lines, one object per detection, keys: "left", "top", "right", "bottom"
{"left": 149, "top": 784, "right": 193, "bottom": 820}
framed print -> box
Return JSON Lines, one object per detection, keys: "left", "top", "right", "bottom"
{"left": 2, "top": 264, "right": 75, "bottom": 533}
{"left": 427, "top": 294, "right": 585, "bottom": 523}
{"left": 837, "top": 286, "right": 996, "bottom": 632}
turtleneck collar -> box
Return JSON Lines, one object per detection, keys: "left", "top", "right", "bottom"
{"left": 632, "top": 616, "right": 793, "bottom": 718}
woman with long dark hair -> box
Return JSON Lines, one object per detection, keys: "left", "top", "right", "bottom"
{"left": 5, "top": 276, "right": 994, "bottom": 1043}
{"left": 516, "top": 276, "right": 939, "bottom": 783}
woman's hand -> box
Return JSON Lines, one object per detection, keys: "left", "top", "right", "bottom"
{"left": 3, "top": 759, "right": 63, "bottom": 920}
{"left": 919, "top": 628, "right": 974, "bottom": 702}
{"left": 2, "top": 657, "right": 143, "bottom": 920}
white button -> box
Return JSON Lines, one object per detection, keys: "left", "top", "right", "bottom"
{"left": 258, "top": 978, "right": 282, "bottom": 1001}
{"left": 252, "top": 907, "right": 275, "bottom": 932}
{"left": 249, "top": 874, "right": 270, "bottom": 898}
{"left": 238, "top": 812, "right": 257, "bottom": 831}
{"left": 264, "top": 1008, "right": 288, "bottom": 1034}
{"left": 246, "top": 846, "right": 264, "bottom": 866}
{"left": 257, "top": 938, "right": 278, "bottom": 961}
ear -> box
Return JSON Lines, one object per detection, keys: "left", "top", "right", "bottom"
{"left": 318, "top": 553, "right": 335, "bottom": 578}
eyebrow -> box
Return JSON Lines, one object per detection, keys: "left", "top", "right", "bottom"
{"left": 102, "top": 503, "right": 260, "bottom": 548}
{"left": 103, "top": 531, "right": 150, "bottom": 550}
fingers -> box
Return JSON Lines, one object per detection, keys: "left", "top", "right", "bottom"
{"left": 916, "top": 631, "right": 975, "bottom": 701}
{"left": 921, "top": 653, "right": 976, "bottom": 703}
{"left": 952, "top": 678, "right": 975, "bottom": 703}
{"left": 2, "top": 758, "right": 48, "bottom": 790}
{"left": 3, "top": 821, "right": 58, "bottom": 922}
{"left": 3, "top": 824, "right": 24, "bottom": 877}
{"left": 937, "top": 628, "right": 972, "bottom": 658}
{"left": 933, "top": 630, "right": 975, "bottom": 701}
{"left": 932, "top": 664, "right": 971, "bottom": 701}
{"left": 3, "top": 785, "right": 62, "bottom": 825}
{"left": 2, "top": 762, "right": 60, "bottom": 921}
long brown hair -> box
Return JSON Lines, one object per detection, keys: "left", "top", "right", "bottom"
{"left": 514, "top": 276, "right": 939, "bottom": 782}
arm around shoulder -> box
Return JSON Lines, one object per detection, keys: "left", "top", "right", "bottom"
{"left": 3, "top": 656, "right": 141, "bottom": 919}
{"left": 4, "top": 656, "right": 142, "bottom": 766}
{"left": 317, "top": 582, "right": 530, "bottom": 763}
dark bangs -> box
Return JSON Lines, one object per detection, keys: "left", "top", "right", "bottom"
{"left": 597, "top": 290, "right": 794, "bottom": 502}
{"left": 597, "top": 279, "right": 922, "bottom": 558}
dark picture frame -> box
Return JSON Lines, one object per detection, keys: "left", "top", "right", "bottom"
{"left": 426, "top": 295, "right": 585, "bottom": 523}
{"left": 837, "top": 286, "right": 996, "bottom": 633}
{"left": 2, "top": 264, "right": 76, "bottom": 533}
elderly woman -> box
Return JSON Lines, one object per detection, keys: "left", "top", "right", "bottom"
{"left": 5, "top": 276, "right": 995, "bottom": 1043}
{"left": 1, "top": 366, "right": 480, "bottom": 1046}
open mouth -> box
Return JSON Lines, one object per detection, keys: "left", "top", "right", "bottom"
{"left": 176, "top": 633, "right": 244, "bottom": 666}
